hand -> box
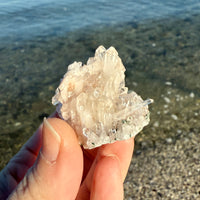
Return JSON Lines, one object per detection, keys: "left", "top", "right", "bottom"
{"left": 0, "top": 116, "right": 134, "bottom": 200}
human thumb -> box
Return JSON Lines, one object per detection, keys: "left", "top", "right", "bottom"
{"left": 8, "top": 118, "right": 83, "bottom": 200}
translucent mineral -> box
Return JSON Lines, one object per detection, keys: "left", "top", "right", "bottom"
{"left": 52, "top": 46, "right": 153, "bottom": 149}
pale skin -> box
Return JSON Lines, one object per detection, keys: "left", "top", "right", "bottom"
{"left": 0, "top": 114, "right": 134, "bottom": 200}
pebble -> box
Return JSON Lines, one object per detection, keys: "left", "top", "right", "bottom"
{"left": 189, "top": 92, "right": 195, "bottom": 98}
{"left": 132, "top": 82, "right": 138, "bottom": 87}
{"left": 184, "top": 138, "right": 189, "bottom": 143}
{"left": 177, "top": 129, "right": 182, "bottom": 134}
{"left": 152, "top": 43, "right": 156, "bottom": 47}
{"left": 175, "top": 95, "right": 184, "bottom": 102}
{"left": 167, "top": 90, "right": 172, "bottom": 95}
{"left": 164, "top": 97, "right": 171, "bottom": 103}
{"left": 166, "top": 138, "right": 173, "bottom": 143}
{"left": 164, "top": 110, "right": 169, "bottom": 114}
{"left": 194, "top": 112, "right": 198, "bottom": 116}
{"left": 188, "top": 171, "right": 192, "bottom": 176}
{"left": 14, "top": 122, "right": 21, "bottom": 126}
{"left": 153, "top": 121, "right": 159, "bottom": 127}
{"left": 164, "top": 104, "right": 168, "bottom": 108}
{"left": 165, "top": 81, "right": 172, "bottom": 86}
{"left": 171, "top": 114, "right": 178, "bottom": 120}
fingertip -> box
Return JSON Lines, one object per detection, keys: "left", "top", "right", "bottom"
{"left": 91, "top": 155, "right": 124, "bottom": 200}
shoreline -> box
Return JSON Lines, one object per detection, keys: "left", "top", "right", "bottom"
{"left": 0, "top": 13, "right": 199, "bottom": 199}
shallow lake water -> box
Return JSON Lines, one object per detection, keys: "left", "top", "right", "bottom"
{"left": 0, "top": 1, "right": 200, "bottom": 199}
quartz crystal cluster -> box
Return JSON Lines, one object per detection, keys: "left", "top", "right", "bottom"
{"left": 52, "top": 46, "right": 153, "bottom": 149}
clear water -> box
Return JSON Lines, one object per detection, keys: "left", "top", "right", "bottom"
{"left": 1, "top": 0, "right": 200, "bottom": 44}
{"left": 0, "top": 3, "right": 200, "bottom": 193}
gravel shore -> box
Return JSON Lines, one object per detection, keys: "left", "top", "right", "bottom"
{"left": 0, "top": 13, "right": 200, "bottom": 199}
{"left": 124, "top": 130, "right": 200, "bottom": 199}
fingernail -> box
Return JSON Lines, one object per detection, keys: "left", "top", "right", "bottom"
{"left": 41, "top": 117, "right": 61, "bottom": 164}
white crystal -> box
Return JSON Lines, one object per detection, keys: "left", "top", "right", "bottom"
{"left": 52, "top": 46, "right": 153, "bottom": 149}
